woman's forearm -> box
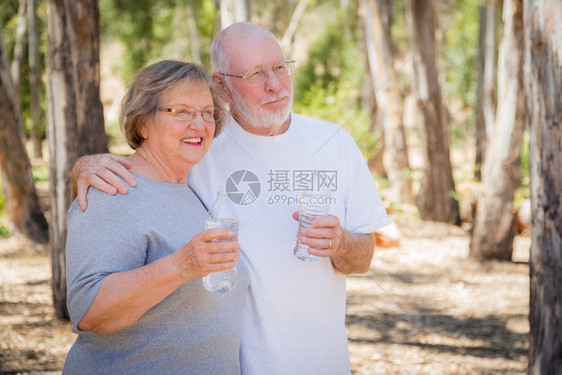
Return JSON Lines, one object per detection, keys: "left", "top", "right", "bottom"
{"left": 77, "top": 255, "right": 185, "bottom": 334}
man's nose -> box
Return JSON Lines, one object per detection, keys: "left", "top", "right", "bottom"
{"left": 264, "top": 69, "right": 283, "bottom": 92}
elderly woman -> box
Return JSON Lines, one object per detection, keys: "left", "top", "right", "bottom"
{"left": 63, "top": 60, "right": 249, "bottom": 374}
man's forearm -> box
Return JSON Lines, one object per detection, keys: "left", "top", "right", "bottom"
{"left": 70, "top": 156, "right": 84, "bottom": 201}
{"left": 331, "top": 231, "right": 375, "bottom": 275}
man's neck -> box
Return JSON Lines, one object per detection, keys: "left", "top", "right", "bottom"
{"left": 233, "top": 113, "right": 291, "bottom": 137}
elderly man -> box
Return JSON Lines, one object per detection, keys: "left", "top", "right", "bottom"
{"left": 73, "top": 22, "right": 390, "bottom": 374}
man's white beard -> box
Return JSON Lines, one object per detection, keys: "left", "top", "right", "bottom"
{"left": 228, "top": 84, "right": 293, "bottom": 129}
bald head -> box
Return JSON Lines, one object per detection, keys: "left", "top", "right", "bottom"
{"left": 211, "top": 22, "right": 282, "bottom": 73}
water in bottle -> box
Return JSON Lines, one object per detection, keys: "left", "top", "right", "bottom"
{"left": 293, "top": 192, "right": 330, "bottom": 262}
{"left": 202, "top": 192, "right": 239, "bottom": 293}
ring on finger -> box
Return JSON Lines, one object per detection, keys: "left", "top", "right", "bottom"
{"left": 328, "top": 239, "right": 333, "bottom": 248}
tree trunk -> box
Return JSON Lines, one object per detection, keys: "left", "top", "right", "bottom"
{"left": 219, "top": 0, "right": 251, "bottom": 29}
{"left": 364, "top": 71, "right": 386, "bottom": 177}
{"left": 474, "top": 0, "right": 498, "bottom": 180}
{"left": 470, "top": 0, "right": 524, "bottom": 261}
{"left": 361, "top": 0, "right": 411, "bottom": 202}
{"left": 280, "top": 0, "right": 308, "bottom": 57}
{"left": 28, "top": 0, "right": 43, "bottom": 159}
{"left": 10, "top": 0, "right": 27, "bottom": 100}
{"left": 525, "top": 0, "right": 562, "bottom": 372}
{"left": 0, "top": 32, "right": 49, "bottom": 243}
{"left": 186, "top": 3, "right": 202, "bottom": 65}
{"left": 46, "top": 0, "right": 108, "bottom": 319}
{"left": 406, "top": 0, "right": 460, "bottom": 224}
{"left": 474, "top": 4, "right": 486, "bottom": 181}
{"left": 482, "top": 0, "right": 498, "bottom": 143}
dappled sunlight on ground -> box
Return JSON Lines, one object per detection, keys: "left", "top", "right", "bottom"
{"left": 0, "top": 217, "right": 530, "bottom": 374}
{"left": 347, "top": 218, "right": 530, "bottom": 374}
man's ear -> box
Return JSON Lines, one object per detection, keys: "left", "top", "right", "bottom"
{"left": 212, "top": 73, "right": 233, "bottom": 104}
{"left": 212, "top": 72, "right": 224, "bottom": 86}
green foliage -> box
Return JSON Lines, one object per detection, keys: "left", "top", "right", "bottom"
{"left": 441, "top": 0, "right": 479, "bottom": 109}
{"left": 0, "top": 192, "right": 8, "bottom": 238}
{"left": 294, "top": 81, "right": 379, "bottom": 160}
{"left": 436, "top": 0, "right": 480, "bottom": 153}
{"left": 252, "top": 0, "right": 322, "bottom": 37}
{"left": 100, "top": 0, "right": 217, "bottom": 80}
{"left": 519, "top": 132, "right": 530, "bottom": 190}
{"left": 0, "top": 2, "right": 20, "bottom": 44}
{"left": 390, "top": 0, "right": 409, "bottom": 56}
{"left": 514, "top": 133, "right": 530, "bottom": 208}
{"left": 156, "top": 1, "right": 216, "bottom": 70}
{"left": 292, "top": 9, "right": 379, "bottom": 159}
{"left": 0, "top": 225, "right": 9, "bottom": 238}
{"left": 0, "top": 1, "right": 48, "bottom": 140}
{"left": 32, "top": 164, "right": 49, "bottom": 182}
{"left": 392, "top": 0, "right": 481, "bottom": 144}
{"left": 100, "top": 0, "right": 157, "bottom": 79}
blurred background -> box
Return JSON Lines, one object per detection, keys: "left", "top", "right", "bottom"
{"left": 1, "top": 0, "right": 560, "bottom": 373}
{"left": 0, "top": 0, "right": 531, "bottom": 254}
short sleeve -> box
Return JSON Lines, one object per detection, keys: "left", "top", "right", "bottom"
{"left": 342, "top": 132, "right": 391, "bottom": 233}
{"left": 65, "top": 189, "right": 148, "bottom": 328}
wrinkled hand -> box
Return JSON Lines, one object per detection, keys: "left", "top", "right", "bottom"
{"left": 170, "top": 228, "right": 241, "bottom": 280}
{"left": 71, "top": 154, "right": 137, "bottom": 211}
{"left": 292, "top": 212, "right": 345, "bottom": 258}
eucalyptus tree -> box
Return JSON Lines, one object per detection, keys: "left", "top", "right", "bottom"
{"left": 474, "top": 0, "right": 498, "bottom": 180}
{"left": 0, "top": 30, "right": 48, "bottom": 243}
{"left": 469, "top": 0, "right": 524, "bottom": 261}
{"left": 46, "top": 0, "right": 108, "bottom": 319}
{"left": 361, "top": 0, "right": 411, "bottom": 202}
{"left": 406, "top": 0, "right": 460, "bottom": 224}
{"left": 28, "top": 0, "right": 42, "bottom": 158}
{"left": 525, "top": 0, "right": 562, "bottom": 371}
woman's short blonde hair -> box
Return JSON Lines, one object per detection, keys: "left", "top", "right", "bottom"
{"left": 120, "top": 60, "right": 225, "bottom": 150}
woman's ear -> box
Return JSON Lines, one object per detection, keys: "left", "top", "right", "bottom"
{"left": 140, "top": 123, "right": 149, "bottom": 140}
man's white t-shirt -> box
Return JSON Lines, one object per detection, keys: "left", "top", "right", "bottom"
{"left": 187, "top": 113, "right": 391, "bottom": 375}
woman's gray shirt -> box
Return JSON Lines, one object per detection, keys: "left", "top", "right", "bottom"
{"left": 63, "top": 174, "right": 249, "bottom": 375}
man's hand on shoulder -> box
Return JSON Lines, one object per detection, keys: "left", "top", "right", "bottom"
{"left": 71, "top": 154, "right": 136, "bottom": 212}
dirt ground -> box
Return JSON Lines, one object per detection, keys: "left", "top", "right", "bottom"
{"left": 0, "top": 211, "right": 530, "bottom": 375}
{"left": 346, "top": 216, "right": 530, "bottom": 375}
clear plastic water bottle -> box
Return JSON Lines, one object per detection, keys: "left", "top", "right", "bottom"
{"left": 293, "top": 192, "right": 331, "bottom": 262}
{"left": 202, "top": 192, "right": 239, "bottom": 293}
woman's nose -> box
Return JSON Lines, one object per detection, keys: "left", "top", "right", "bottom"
{"left": 188, "top": 114, "right": 206, "bottom": 130}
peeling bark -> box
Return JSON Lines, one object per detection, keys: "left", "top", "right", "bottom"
{"left": 525, "top": 0, "right": 562, "bottom": 372}
{"left": 46, "top": 0, "right": 108, "bottom": 319}
{"left": 406, "top": 0, "right": 460, "bottom": 224}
